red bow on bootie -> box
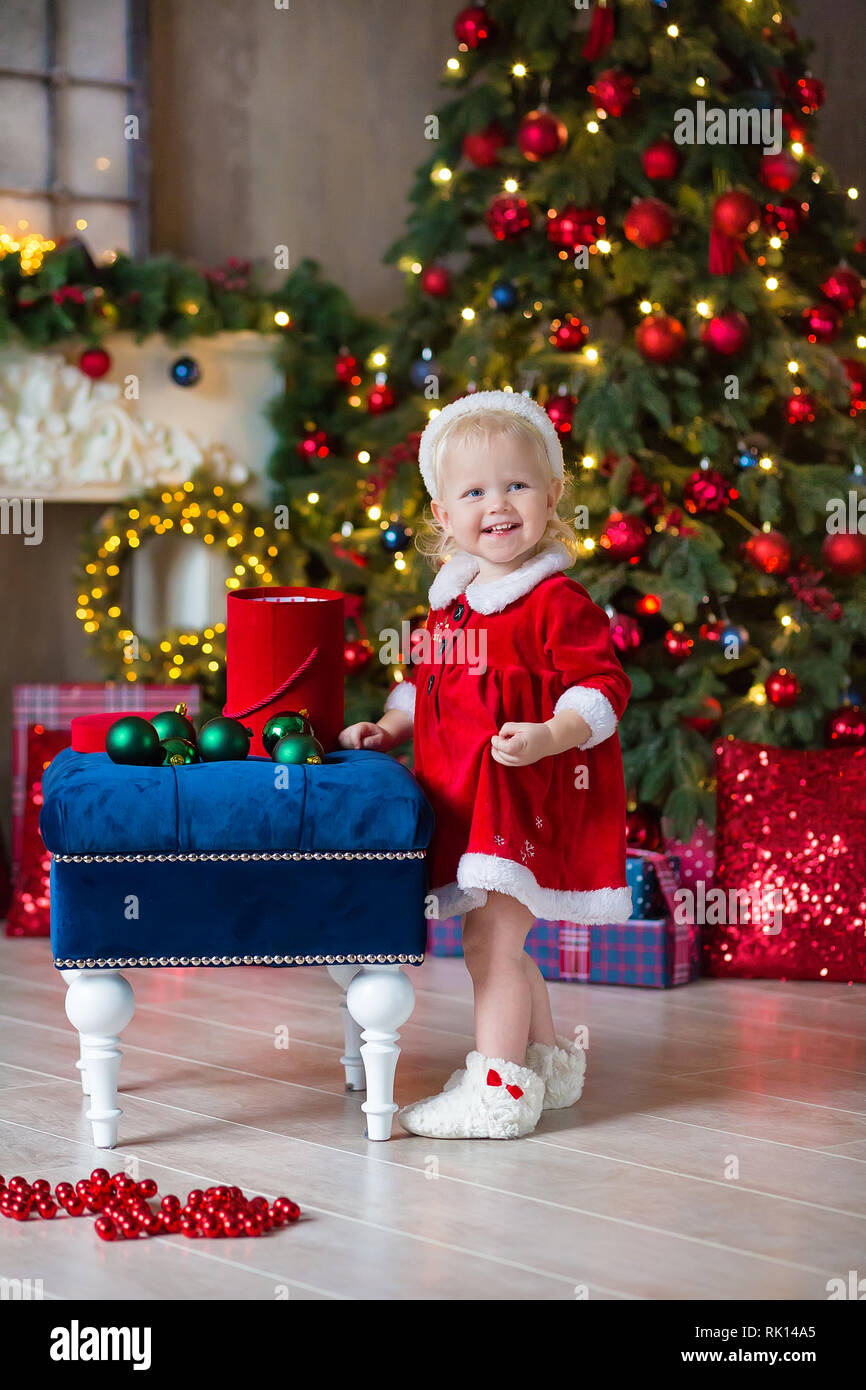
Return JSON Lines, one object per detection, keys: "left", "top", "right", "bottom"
{"left": 486, "top": 1068, "right": 524, "bottom": 1100}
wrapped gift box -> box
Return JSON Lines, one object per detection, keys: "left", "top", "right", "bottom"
{"left": 627, "top": 850, "right": 681, "bottom": 919}
{"left": 559, "top": 919, "right": 701, "bottom": 988}
{"left": 663, "top": 819, "right": 715, "bottom": 896}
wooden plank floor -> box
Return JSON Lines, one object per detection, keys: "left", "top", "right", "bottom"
{"left": 1, "top": 935, "right": 865, "bottom": 1300}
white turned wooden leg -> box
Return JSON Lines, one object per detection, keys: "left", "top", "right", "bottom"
{"left": 64, "top": 971, "right": 135, "bottom": 1149}
{"left": 325, "top": 963, "right": 365, "bottom": 1092}
{"left": 345, "top": 966, "right": 415, "bottom": 1141}
{"left": 60, "top": 969, "right": 90, "bottom": 1095}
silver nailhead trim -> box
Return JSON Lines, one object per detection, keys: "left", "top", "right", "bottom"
{"left": 53, "top": 954, "right": 425, "bottom": 969}
{"left": 52, "top": 849, "right": 426, "bottom": 864}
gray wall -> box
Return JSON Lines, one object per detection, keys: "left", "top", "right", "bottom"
{"left": 1, "top": 0, "right": 864, "bottom": 852}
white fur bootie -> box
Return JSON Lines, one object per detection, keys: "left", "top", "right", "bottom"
{"left": 444, "top": 1033, "right": 586, "bottom": 1111}
{"left": 398, "top": 1051, "right": 544, "bottom": 1139}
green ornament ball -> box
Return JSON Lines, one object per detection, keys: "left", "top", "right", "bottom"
{"left": 271, "top": 733, "right": 324, "bottom": 765}
{"left": 106, "top": 715, "right": 162, "bottom": 767}
{"left": 198, "top": 716, "right": 253, "bottom": 762}
{"left": 262, "top": 708, "right": 313, "bottom": 754}
{"left": 160, "top": 736, "right": 199, "bottom": 767}
{"left": 151, "top": 702, "right": 196, "bottom": 743}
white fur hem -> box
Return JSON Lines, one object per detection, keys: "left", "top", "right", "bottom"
{"left": 384, "top": 680, "right": 416, "bottom": 723}
{"left": 554, "top": 685, "right": 618, "bottom": 748}
{"left": 430, "top": 854, "right": 633, "bottom": 924}
{"left": 429, "top": 540, "right": 571, "bottom": 613}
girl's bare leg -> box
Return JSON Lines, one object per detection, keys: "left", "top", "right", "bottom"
{"left": 462, "top": 891, "right": 538, "bottom": 1063}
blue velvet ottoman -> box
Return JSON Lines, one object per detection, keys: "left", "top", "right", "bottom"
{"left": 40, "top": 746, "right": 434, "bottom": 1144}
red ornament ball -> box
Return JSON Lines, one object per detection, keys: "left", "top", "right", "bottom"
{"left": 78, "top": 347, "right": 111, "bottom": 379}
{"left": 545, "top": 394, "right": 577, "bottom": 434}
{"left": 712, "top": 191, "right": 761, "bottom": 238}
{"left": 682, "top": 696, "right": 723, "bottom": 734}
{"left": 641, "top": 138, "right": 680, "bottom": 180}
{"left": 793, "top": 74, "right": 826, "bottom": 114}
{"left": 759, "top": 151, "right": 800, "bottom": 192}
{"left": 344, "top": 638, "right": 374, "bottom": 673}
{"left": 842, "top": 359, "right": 866, "bottom": 414}
{"left": 683, "top": 468, "right": 733, "bottom": 515}
{"left": 624, "top": 198, "right": 674, "bottom": 249}
{"left": 588, "top": 68, "right": 637, "bottom": 118}
{"left": 664, "top": 628, "right": 695, "bottom": 662}
{"left": 609, "top": 612, "right": 642, "bottom": 653}
{"left": 785, "top": 390, "right": 816, "bottom": 425}
{"left": 546, "top": 204, "right": 602, "bottom": 250}
{"left": 743, "top": 529, "right": 791, "bottom": 576}
{"left": 821, "top": 267, "right": 863, "bottom": 314}
{"left": 367, "top": 383, "right": 395, "bottom": 414}
{"left": 485, "top": 194, "right": 532, "bottom": 241}
{"left": 462, "top": 123, "right": 508, "bottom": 167}
{"left": 626, "top": 803, "right": 662, "bottom": 851}
{"left": 549, "top": 314, "right": 589, "bottom": 351}
{"left": 802, "top": 303, "right": 841, "bottom": 343}
{"left": 766, "top": 669, "right": 801, "bottom": 707}
{"left": 517, "top": 110, "right": 567, "bottom": 161}
{"left": 420, "top": 263, "right": 452, "bottom": 297}
{"left": 821, "top": 530, "right": 866, "bottom": 576}
{"left": 454, "top": 4, "right": 495, "bottom": 48}
{"left": 335, "top": 349, "right": 359, "bottom": 384}
{"left": 599, "top": 511, "right": 650, "bottom": 562}
{"left": 825, "top": 706, "right": 866, "bottom": 748}
{"left": 635, "top": 313, "right": 686, "bottom": 364}
{"left": 296, "top": 429, "right": 331, "bottom": 461}
{"left": 701, "top": 310, "right": 750, "bottom": 356}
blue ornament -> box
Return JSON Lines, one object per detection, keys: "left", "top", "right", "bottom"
{"left": 840, "top": 686, "right": 863, "bottom": 706}
{"left": 720, "top": 622, "right": 749, "bottom": 649}
{"left": 382, "top": 521, "right": 412, "bottom": 553}
{"left": 170, "top": 355, "right": 201, "bottom": 387}
{"left": 489, "top": 280, "right": 517, "bottom": 311}
{"left": 736, "top": 446, "right": 760, "bottom": 470}
{"left": 410, "top": 357, "right": 441, "bottom": 391}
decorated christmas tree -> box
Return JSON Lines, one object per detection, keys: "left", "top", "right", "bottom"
{"left": 279, "top": 0, "right": 866, "bottom": 839}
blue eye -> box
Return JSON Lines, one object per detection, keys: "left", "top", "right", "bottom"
{"left": 509, "top": 481, "right": 528, "bottom": 492}
{"left": 466, "top": 487, "right": 484, "bottom": 498}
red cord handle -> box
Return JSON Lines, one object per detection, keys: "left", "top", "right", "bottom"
{"left": 223, "top": 645, "right": 320, "bottom": 720}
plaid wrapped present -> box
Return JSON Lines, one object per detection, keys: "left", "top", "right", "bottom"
{"left": 11, "top": 683, "right": 201, "bottom": 875}
{"left": 559, "top": 918, "right": 701, "bottom": 988}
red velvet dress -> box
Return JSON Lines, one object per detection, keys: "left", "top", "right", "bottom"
{"left": 385, "top": 543, "right": 633, "bottom": 923}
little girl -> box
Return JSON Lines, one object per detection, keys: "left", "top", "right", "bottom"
{"left": 339, "top": 390, "right": 632, "bottom": 1140}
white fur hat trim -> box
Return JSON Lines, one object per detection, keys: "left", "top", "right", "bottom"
{"left": 417, "top": 389, "right": 564, "bottom": 498}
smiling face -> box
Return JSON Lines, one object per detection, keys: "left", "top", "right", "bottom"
{"left": 430, "top": 425, "right": 563, "bottom": 575}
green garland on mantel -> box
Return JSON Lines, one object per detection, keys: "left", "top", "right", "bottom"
{"left": 0, "top": 238, "right": 382, "bottom": 495}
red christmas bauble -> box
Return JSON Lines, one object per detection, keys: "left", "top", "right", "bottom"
{"left": 420, "top": 263, "right": 452, "bottom": 297}
{"left": 609, "top": 612, "right": 641, "bottom": 653}
{"left": 546, "top": 204, "right": 602, "bottom": 250}
{"left": 682, "top": 696, "right": 723, "bottom": 733}
{"left": 624, "top": 198, "right": 674, "bottom": 248}
{"left": 825, "top": 705, "right": 866, "bottom": 747}
{"left": 599, "top": 511, "right": 650, "bottom": 562}
{"left": 743, "top": 529, "right": 791, "bottom": 575}
{"left": 296, "top": 429, "right": 331, "bottom": 461}
{"left": 626, "top": 803, "right": 662, "bottom": 851}
{"left": 762, "top": 197, "right": 805, "bottom": 236}
{"left": 759, "top": 151, "right": 800, "bottom": 192}
{"left": 454, "top": 4, "right": 495, "bottom": 48}
{"left": 335, "top": 349, "right": 359, "bottom": 384}
{"left": 641, "top": 138, "right": 680, "bottom": 180}
{"left": 802, "top": 303, "right": 842, "bottom": 343}
{"left": 635, "top": 313, "right": 686, "bottom": 363}
{"left": 517, "top": 110, "right": 567, "bottom": 161}
{"left": 701, "top": 310, "right": 750, "bottom": 356}
{"left": 699, "top": 619, "right": 726, "bottom": 643}
{"left": 820, "top": 267, "right": 863, "bottom": 314}
{"left": 793, "top": 74, "right": 826, "bottom": 113}
{"left": 842, "top": 358, "right": 866, "bottom": 414}
{"left": 821, "top": 530, "right": 866, "bottom": 576}
{"left": 549, "top": 314, "right": 589, "bottom": 351}
{"left": 766, "top": 668, "right": 800, "bottom": 707}
{"left": 545, "top": 394, "right": 577, "bottom": 433}
{"left": 664, "top": 628, "right": 694, "bottom": 661}
{"left": 785, "top": 390, "right": 816, "bottom": 425}
{"left": 366, "top": 383, "right": 395, "bottom": 414}
{"left": 485, "top": 193, "right": 532, "bottom": 240}
{"left": 588, "top": 68, "right": 637, "bottom": 118}
{"left": 78, "top": 347, "right": 111, "bottom": 379}
{"left": 344, "top": 638, "right": 374, "bottom": 672}
{"left": 462, "top": 123, "right": 508, "bottom": 167}
{"left": 712, "top": 191, "right": 761, "bottom": 238}
{"left": 683, "top": 468, "right": 733, "bottom": 514}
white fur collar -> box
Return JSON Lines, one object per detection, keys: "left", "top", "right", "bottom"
{"left": 428, "top": 541, "right": 571, "bottom": 614}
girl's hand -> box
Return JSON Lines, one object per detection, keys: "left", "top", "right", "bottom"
{"left": 338, "top": 721, "right": 395, "bottom": 752}
{"left": 490, "top": 721, "right": 555, "bottom": 767}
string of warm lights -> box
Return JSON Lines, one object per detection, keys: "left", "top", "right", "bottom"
{"left": 0, "top": 223, "right": 57, "bottom": 274}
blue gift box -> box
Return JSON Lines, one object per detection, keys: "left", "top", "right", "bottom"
{"left": 626, "top": 852, "right": 682, "bottom": 919}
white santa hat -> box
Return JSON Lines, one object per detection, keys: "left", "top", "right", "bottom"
{"left": 417, "top": 389, "right": 564, "bottom": 499}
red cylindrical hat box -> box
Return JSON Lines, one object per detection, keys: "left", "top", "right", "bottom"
{"left": 223, "top": 586, "right": 345, "bottom": 755}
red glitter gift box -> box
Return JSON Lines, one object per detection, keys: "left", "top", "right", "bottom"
{"left": 706, "top": 738, "right": 866, "bottom": 982}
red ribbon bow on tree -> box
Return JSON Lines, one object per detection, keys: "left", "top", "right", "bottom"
{"left": 486, "top": 1068, "right": 524, "bottom": 1100}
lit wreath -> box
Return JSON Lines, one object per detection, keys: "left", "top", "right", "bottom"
{"left": 76, "top": 468, "right": 300, "bottom": 702}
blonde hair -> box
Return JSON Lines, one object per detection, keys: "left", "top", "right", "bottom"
{"left": 414, "top": 408, "right": 579, "bottom": 567}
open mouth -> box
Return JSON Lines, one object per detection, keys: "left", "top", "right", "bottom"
{"left": 482, "top": 521, "right": 520, "bottom": 535}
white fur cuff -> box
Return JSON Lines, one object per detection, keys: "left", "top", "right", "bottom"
{"left": 553, "top": 685, "right": 618, "bottom": 749}
{"left": 384, "top": 679, "right": 416, "bottom": 724}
